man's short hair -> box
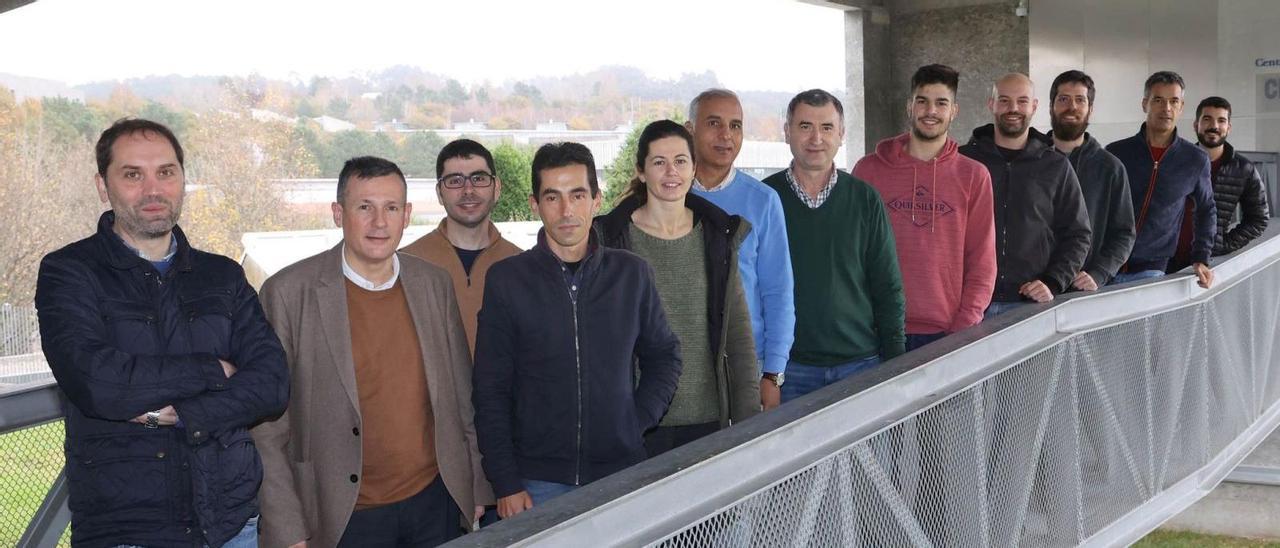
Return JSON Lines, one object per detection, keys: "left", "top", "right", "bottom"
{"left": 688, "top": 88, "right": 741, "bottom": 122}
{"left": 531, "top": 142, "right": 599, "bottom": 197}
{"left": 1196, "top": 96, "right": 1232, "bottom": 120}
{"left": 337, "top": 156, "right": 406, "bottom": 203}
{"left": 1050, "top": 70, "right": 1096, "bottom": 105}
{"left": 1144, "top": 71, "right": 1186, "bottom": 98}
{"left": 435, "top": 138, "right": 496, "bottom": 179}
{"left": 911, "top": 64, "right": 960, "bottom": 97}
{"left": 786, "top": 89, "right": 844, "bottom": 125}
{"left": 95, "top": 118, "right": 185, "bottom": 179}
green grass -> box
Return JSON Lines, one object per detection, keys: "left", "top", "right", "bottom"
{"left": 0, "top": 420, "right": 68, "bottom": 546}
{"left": 1138, "top": 529, "right": 1280, "bottom": 547}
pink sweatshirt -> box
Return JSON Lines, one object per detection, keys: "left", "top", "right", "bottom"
{"left": 854, "top": 133, "right": 996, "bottom": 334}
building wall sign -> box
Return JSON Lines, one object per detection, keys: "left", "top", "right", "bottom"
{"left": 1260, "top": 73, "right": 1280, "bottom": 113}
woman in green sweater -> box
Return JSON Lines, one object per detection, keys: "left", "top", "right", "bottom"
{"left": 595, "top": 119, "right": 760, "bottom": 456}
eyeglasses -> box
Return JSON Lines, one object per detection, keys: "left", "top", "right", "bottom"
{"left": 440, "top": 172, "right": 495, "bottom": 189}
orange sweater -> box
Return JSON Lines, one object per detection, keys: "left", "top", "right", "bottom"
{"left": 402, "top": 219, "right": 521, "bottom": 355}
{"left": 346, "top": 280, "right": 437, "bottom": 509}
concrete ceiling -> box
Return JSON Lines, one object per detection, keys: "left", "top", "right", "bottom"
{"left": 0, "top": 0, "right": 36, "bottom": 16}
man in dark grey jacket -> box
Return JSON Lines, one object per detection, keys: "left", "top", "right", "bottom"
{"left": 960, "top": 73, "right": 1092, "bottom": 317}
{"left": 1193, "top": 96, "right": 1270, "bottom": 256}
{"left": 1045, "top": 70, "right": 1136, "bottom": 290}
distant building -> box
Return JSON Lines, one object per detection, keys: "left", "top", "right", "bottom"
{"left": 454, "top": 119, "right": 488, "bottom": 131}
{"left": 251, "top": 109, "right": 295, "bottom": 124}
{"left": 312, "top": 115, "right": 357, "bottom": 132}
{"left": 535, "top": 120, "right": 569, "bottom": 132}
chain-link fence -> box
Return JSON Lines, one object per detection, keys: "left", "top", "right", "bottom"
{"left": 0, "top": 420, "right": 68, "bottom": 546}
{"left": 646, "top": 257, "right": 1280, "bottom": 547}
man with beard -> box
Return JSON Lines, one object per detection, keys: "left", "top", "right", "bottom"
{"left": 959, "top": 73, "right": 1091, "bottom": 316}
{"left": 854, "top": 64, "right": 996, "bottom": 350}
{"left": 404, "top": 139, "right": 522, "bottom": 355}
{"left": 1193, "top": 96, "right": 1269, "bottom": 256}
{"left": 1106, "top": 71, "right": 1216, "bottom": 287}
{"left": 686, "top": 88, "right": 794, "bottom": 409}
{"left": 35, "top": 118, "right": 288, "bottom": 547}
{"left": 1045, "top": 70, "right": 1136, "bottom": 290}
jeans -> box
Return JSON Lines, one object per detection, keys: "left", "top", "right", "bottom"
{"left": 522, "top": 478, "right": 577, "bottom": 506}
{"left": 1110, "top": 269, "right": 1165, "bottom": 285}
{"left": 780, "top": 355, "right": 881, "bottom": 403}
{"left": 114, "top": 516, "right": 258, "bottom": 548}
{"left": 337, "top": 477, "right": 462, "bottom": 548}
{"left": 984, "top": 300, "right": 1029, "bottom": 319}
{"left": 905, "top": 332, "right": 946, "bottom": 352}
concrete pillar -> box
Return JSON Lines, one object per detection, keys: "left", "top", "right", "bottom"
{"left": 846, "top": 6, "right": 893, "bottom": 161}
{"left": 819, "top": 0, "right": 1030, "bottom": 158}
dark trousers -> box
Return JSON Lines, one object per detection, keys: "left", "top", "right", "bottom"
{"left": 337, "top": 476, "right": 462, "bottom": 548}
{"left": 644, "top": 421, "right": 720, "bottom": 457}
{"left": 905, "top": 332, "right": 946, "bottom": 352}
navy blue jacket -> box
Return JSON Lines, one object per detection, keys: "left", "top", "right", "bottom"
{"left": 472, "top": 229, "right": 682, "bottom": 498}
{"left": 35, "top": 212, "right": 289, "bottom": 548}
{"left": 1106, "top": 125, "right": 1217, "bottom": 271}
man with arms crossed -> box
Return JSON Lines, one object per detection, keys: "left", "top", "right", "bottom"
{"left": 36, "top": 118, "right": 288, "bottom": 547}
{"left": 254, "top": 157, "right": 490, "bottom": 547}
{"left": 686, "top": 88, "right": 795, "bottom": 408}
{"left": 854, "top": 64, "right": 996, "bottom": 350}
{"left": 473, "top": 142, "right": 682, "bottom": 517}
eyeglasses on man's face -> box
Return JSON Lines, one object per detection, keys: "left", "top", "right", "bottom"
{"left": 440, "top": 172, "right": 496, "bottom": 189}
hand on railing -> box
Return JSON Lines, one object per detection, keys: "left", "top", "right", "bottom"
{"left": 1193, "top": 263, "right": 1214, "bottom": 289}
{"left": 1019, "top": 280, "right": 1054, "bottom": 303}
{"left": 498, "top": 491, "right": 533, "bottom": 519}
{"left": 1071, "top": 271, "right": 1099, "bottom": 291}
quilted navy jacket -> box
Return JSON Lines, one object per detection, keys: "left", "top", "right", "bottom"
{"left": 35, "top": 212, "right": 288, "bottom": 548}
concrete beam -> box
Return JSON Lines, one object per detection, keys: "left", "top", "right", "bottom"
{"left": 0, "top": 0, "right": 36, "bottom": 16}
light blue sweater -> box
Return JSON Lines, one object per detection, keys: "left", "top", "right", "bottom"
{"left": 692, "top": 170, "right": 795, "bottom": 375}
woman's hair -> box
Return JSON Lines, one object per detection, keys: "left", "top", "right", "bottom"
{"left": 622, "top": 119, "right": 696, "bottom": 205}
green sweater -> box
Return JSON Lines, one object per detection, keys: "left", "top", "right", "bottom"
{"left": 629, "top": 224, "right": 719, "bottom": 426}
{"left": 763, "top": 170, "right": 906, "bottom": 365}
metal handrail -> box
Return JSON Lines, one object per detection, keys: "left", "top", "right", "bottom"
{"left": 449, "top": 226, "right": 1280, "bottom": 547}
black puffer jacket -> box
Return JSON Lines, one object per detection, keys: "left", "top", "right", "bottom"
{"left": 35, "top": 212, "right": 289, "bottom": 548}
{"left": 960, "top": 125, "right": 1092, "bottom": 301}
{"left": 1211, "top": 142, "right": 1270, "bottom": 255}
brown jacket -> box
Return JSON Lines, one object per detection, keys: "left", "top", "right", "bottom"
{"left": 401, "top": 219, "right": 522, "bottom": 355}
{"left": 251, "top": 244, "right": 493, "bottom": 548}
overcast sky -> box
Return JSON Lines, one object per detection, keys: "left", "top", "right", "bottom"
{"left": 0, "top": 0, "right": 847, "bottom": 91}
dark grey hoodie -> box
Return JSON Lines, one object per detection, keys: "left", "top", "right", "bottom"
{"left": 960, "top": 125, "right": 1092, "bottom": 302}
{"left": 1044, "top": 131, "right": 1136, "bottom": 286}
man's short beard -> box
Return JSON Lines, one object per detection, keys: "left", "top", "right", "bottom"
{"left": 996, "top": 118, "right": 1027, "bottom": 138}
{"left": 1196, "top": 131, "right": 1225, "bottom": 149}
{"left": 1050, "top": 113, "right": 1089, "bottom": 142}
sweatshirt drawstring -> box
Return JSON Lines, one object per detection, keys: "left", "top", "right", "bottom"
{"left": 931, "top": 158, "right": 937, "bottom": 233}
{"left": 911, "top": 165, "right": 918, "bottom": 227}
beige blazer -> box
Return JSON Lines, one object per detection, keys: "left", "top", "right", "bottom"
{"left": 251, "top": 244, "right": 493, "bottom": 548}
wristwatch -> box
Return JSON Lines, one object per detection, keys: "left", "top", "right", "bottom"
{"left": 144, "top": 411, "right": 161, "bottom": 429}
{"left": 761, "top": 372, "right": 785, "bottom": 387}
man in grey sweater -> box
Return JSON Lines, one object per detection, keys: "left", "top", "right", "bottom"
{"left": 1045, "top": 70, "right": 1136, "bottom": 290}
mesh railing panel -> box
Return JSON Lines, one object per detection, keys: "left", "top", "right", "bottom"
{"left": 650, "top": 261, "right": 1280, "bottom": 548}
{"left": 0, "top": 420, "right": 67, "bottom": 546}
